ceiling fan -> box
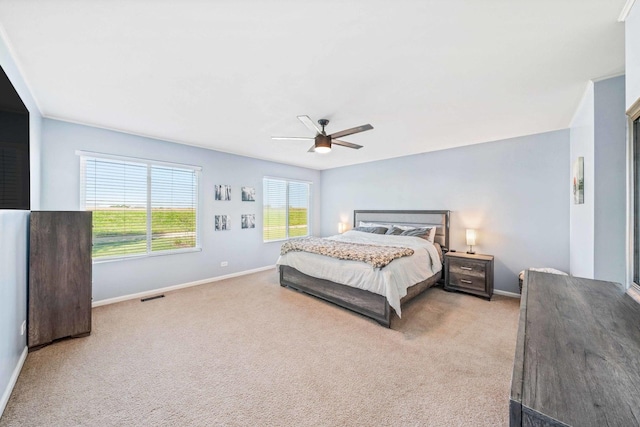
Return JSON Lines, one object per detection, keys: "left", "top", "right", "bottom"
{"left": 272, "top": 115, "right": 373, "bottom": 153}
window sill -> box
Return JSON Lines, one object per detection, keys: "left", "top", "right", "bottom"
{"left": 93, "top": 247, "right": 202, "bottom": 264}
{"left": 264, "top": 236, "right": 309, "bottom": 244}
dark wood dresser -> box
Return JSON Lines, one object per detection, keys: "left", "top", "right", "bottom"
{"left": 510, "top": 271, "right": 640, "bottom": 426}
{"left": 28, "top": 211, "right": 92, "bottom": 350}
{"left": 444, "top": 251, "right": 494, "bottom": 299}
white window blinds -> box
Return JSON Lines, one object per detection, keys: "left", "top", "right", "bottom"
{"left": 80, "top": 153, "right": 199, "bottom": 259}
{"left": 263, "top": 177, "right": 310, "bottom": 242}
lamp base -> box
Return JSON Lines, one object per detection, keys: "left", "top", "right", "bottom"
{"left": 466, "top": 251, "right": 475, "bottom": 254}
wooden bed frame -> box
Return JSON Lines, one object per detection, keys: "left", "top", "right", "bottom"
{"left": 279, "top": 210, "right": 450, "bottom": 327}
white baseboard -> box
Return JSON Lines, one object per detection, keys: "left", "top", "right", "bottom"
{"left": 494, "top": 289, "right": 521, "bottom": 298}
{"left": 92, "top": 265, "right": 276, "bottom": 307}
{"left": 0, "top": 346, "right": 28, "bottom": 418}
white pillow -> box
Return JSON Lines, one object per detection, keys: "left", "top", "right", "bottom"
{"left": 426, "top": 227, "right": 437, "bottom": 243}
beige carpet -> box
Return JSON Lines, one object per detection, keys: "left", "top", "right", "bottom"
{"left": 0, "top": 269, "right": 520, "bottom": 426}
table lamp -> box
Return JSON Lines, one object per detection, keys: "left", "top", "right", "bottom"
{"left": 466, "top": 229, "right": 477, "bottom": 254}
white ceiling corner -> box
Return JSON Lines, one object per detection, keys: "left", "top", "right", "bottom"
{"left": 619, "top": 0, "right": 637, "bottom": 21}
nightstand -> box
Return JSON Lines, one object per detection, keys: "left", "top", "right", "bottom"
{"left": 444, "top": 252, "right": 494, "bottom": 300}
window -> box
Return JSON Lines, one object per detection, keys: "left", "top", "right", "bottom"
{"left": 79, "top": 152, "right": 200, "bottom": 260}
{"left": 263, "top": 177, "right": 310, "bottom": 242}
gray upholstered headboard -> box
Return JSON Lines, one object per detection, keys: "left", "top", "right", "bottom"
{"left": 353, "top": 210, "right": 450, "bottom": 250}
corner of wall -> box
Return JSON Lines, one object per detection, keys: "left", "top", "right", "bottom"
{"left": 570, "top": 80, "right": 595, "bottom": 128}
{"left": 0, "top": 27, "right": 42, "bottom": 418}
{"left": 593, "top": 76, "right": 627, "bottom": 284}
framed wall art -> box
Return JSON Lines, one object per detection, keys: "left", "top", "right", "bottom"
{"left": 241, "top": 186, "right": 255, "bottom": 201}
{"left": 215, "top": 185, "right": 231, "bottom": 201}
{"left": 215, "top": 215, "right": 231, "bottom": 231}
{"left": 572, "top": 157, "right": 584, "bottom": 204}
{"left": 241, "top": 214, "right": 255, "bottom": 229}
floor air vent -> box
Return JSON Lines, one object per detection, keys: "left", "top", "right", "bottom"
{"left": 141, "top": 294, "right": 165, "bottom": 302}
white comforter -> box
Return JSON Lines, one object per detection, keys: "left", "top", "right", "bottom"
{"left": 276, "top": 230, "right": 442, "bottom": 317}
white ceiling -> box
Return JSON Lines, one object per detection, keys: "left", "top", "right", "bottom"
{"left": 0, "top": 0, "right": 627, "bottom": 170}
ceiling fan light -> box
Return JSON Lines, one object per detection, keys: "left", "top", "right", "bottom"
{"left": 315, "top": 146, "right": 331, "bottom": 154}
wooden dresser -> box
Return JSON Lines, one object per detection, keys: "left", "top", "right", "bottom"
{"left": 28, "top": 211, "right": 92, "bottom": 350}
{"left": 510, "top": 271, "right": 640, "bottom": 426}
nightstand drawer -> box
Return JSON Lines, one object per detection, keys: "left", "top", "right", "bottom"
{"left": 448, "top": 259, "right": 486, "bottom": 278}
{"left": 448, "top": 272, "right": 486, "bottom": 291}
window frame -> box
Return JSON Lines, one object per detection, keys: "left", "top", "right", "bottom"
{"left": 628, "top": 96, "right": 640, "bottom": 300}
{"left": 78, "top": 150, "right": 202, "bottom": 262}
{"left": 263, "top": 176, "right": 311, "bottom": 243}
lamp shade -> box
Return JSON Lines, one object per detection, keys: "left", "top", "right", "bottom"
{"left": 466, "top": 229, "right": 477, "bottom": 246}
{"left": 338, "top": 222, "right": 346, "bottom": 233}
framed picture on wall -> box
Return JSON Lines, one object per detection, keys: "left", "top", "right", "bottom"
{"left": 215, "top": 215, "right": 230, "bottom": 231}
{"left": 241, "top": 186, "right": 256, "bottom": 201}
{"left": 215, "top": 185, "right": 231, "bottom": 201}
{"left": 572, "top": 157, "right": 584, "bottom": 204}
{"left": 241, "top": 214, "right": 255, "bottom": 229}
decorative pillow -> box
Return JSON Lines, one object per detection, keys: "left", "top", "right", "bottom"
{"left": 385, "top": 226, "right": 405, "bottom": 235}
{"left": 358, "top": 221, "right": 388, "bottom": 228}
{"left": 434, "top": 242, "right": 443, "bottom": 262}
{"left": 400, "top": 226, "right": 436, "bottom": 241}
{"left": 353, "top": 226, "right": 388, "bottom": 234}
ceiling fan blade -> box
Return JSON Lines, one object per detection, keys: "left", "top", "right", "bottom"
{"left": 307, "top": 144, "right": 316, "bottom": 153}
{"left": 297, "top": 115, "right": 322, "bottom": 134}
{"left": 329, "top": 124, "right": 373, "bottom": 140}
{"left": 271, "top": 136, "right": 314, "bottom": 141}
{"left": 332, "top": 139, "right": 363, "bottom": 149}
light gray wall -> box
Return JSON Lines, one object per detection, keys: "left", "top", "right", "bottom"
{"left": 569, "top": 82, "right": 595, "bottom": 278}
{"left": 569, "top": 76, "right": 627, "bottom": 284}
{"left": 594, "top": 76, "right": 626, "bottom": 284}
{"left": 627, "top": 3, "right": 640, "bottom": 109}
{"left": 320, "top": 130, "right": 570, "bottom": 294}
{"left": 0, "top": 35, "right": 41, "bottom": 413}
{"left": 40, "top": 119, "right": 321, "bottom": 302}
{"left": 0, "top": 213, "right": 29, "bottom": 411}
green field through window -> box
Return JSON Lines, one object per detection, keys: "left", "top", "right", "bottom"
{"left": 91, "top": 208, "right": 196, "bottom": 258}
{"left": 263, "top": 177, "right": 310, "bottom": 242}
{"left": 262, "top": 207, "right": 308, "bottom": 241}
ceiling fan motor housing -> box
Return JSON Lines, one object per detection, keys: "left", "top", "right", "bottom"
{"left": 315, "top": 134, "right": 332, "bottom": 151}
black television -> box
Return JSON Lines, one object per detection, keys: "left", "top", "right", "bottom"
{"left": 0, "top": 64, "right": 30, "bottom": 210}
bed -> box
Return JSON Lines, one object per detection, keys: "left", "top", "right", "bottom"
{"left": 277, "top": 210, "right": 450, "bottom": 327}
